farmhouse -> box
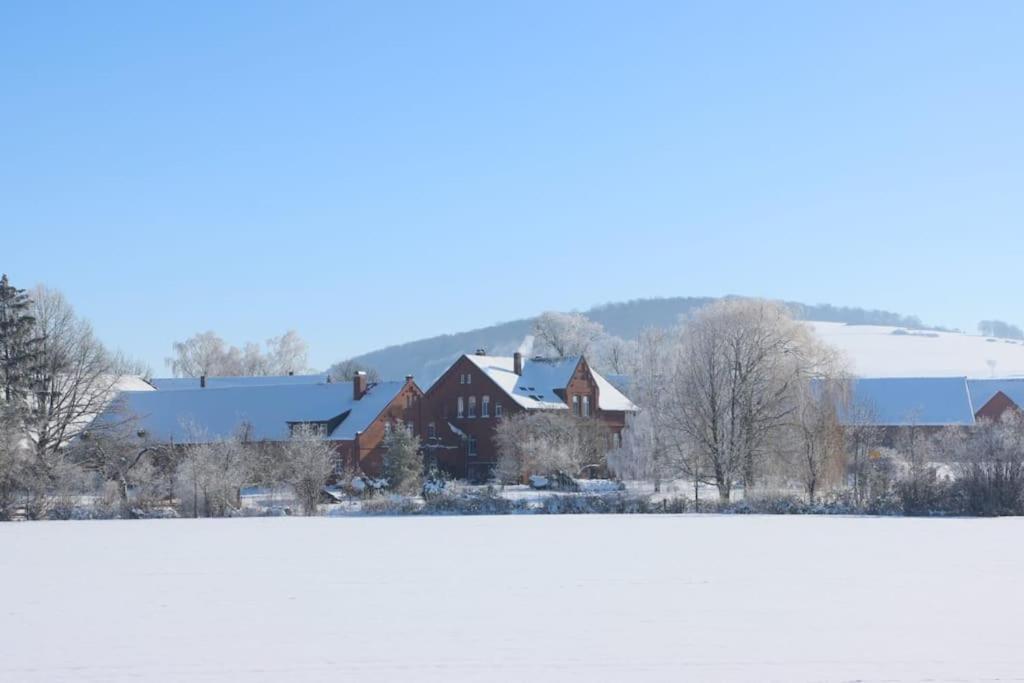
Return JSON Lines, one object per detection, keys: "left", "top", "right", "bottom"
{"left": 420, "top": 351, "right": 637, "bottom": 481}
{"left": 100, "top": 372, "right": 422, "bottom": 476}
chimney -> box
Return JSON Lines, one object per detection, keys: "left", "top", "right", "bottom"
{"left": 513, "top": 352, "right": 523, "bottom": 376}
{"left": 288, "top": 371, "right": 294, "bottom": 376}
{"left": 475, "top": 348, "right": 487, "bottom": 356}
{"left": 200, "top": 375, "right": 206, "bottom": 388}
{"left": 353, "top": 371, "right": 368, "bottom": 400}
{"left": 405, "top": 374, "right": 414, "bottom": 384}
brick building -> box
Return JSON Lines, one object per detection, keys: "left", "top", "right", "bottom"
{"left": 419, "top": 351, "right": 637, "bottom": 481}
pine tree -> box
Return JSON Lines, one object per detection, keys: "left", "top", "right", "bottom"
{"left": 382, "top": 422, "right": 423, "bottom": 494}
{"left": 0, "top": 274, "right": 42, "bottom": 404}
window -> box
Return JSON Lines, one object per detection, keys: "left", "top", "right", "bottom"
{"left": 459, "top": 373, "right": 466, "bottom": 384}
{"left": 495, "top": 402, "right": 503, "bottom": 418}
{"left": 582, "top": 395, "right": 591, "bottom": 417}
{"left": 481, "top": 395, "right": 490, "bottom": 417}
{"left": 572, "top": 395, "right": 580, "bottom": 416}
{"left": 468, "top": 396, "right": 477, "bottom": 418}
{"left": 466, "top": 372, "right": 472, "bottom": 384}
{"left": 468, "top": 435, "right": 477, "bottom": 457}
{"left": 427, "top": 422, "right": 436, "bottom": 438}
{"left": 614, "top": 431, "right": 622, "bottom": 449}
{"left": 457, "top": 396, "right": 464, "bottom": 418}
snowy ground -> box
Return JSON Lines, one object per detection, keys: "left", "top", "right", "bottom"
{"left": 1, "top": 516, "right": 1022, "bottom": 682}
{"left": 812, "top": 321, "right": 1024, "bottom": 377}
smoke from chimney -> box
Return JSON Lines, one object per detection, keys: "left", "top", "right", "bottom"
{"left": 516, "top": 335, "right": 535, "bottom": 357}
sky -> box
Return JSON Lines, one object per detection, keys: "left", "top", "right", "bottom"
{"left": 2, "top": 1, "right": 1023, "bottom": 374}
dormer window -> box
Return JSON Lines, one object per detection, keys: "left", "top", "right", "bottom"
{"left": 582, "top": 395, "right": 591, "bottom": 417}
{"left": 572, "top": 395, "right": 581, "bottom": 416}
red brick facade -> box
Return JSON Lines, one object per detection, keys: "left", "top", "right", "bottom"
{"left": 419, "top": 353, "right": 632, "bottom": 481}
{"left": 335, "top": 376, "right": 423, "bottom": 477}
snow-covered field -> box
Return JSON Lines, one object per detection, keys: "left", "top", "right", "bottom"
{"left": 1, "top": 516, "right": 1021, "bottom": 682}
{"left": 812, "top": 321, "right": 1024, "bottom": 377}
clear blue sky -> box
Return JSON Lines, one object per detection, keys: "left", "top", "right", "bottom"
{"left": 3, "top": 1, "right": 1022, "bottom": 373}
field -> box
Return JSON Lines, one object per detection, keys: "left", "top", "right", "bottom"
{"left": 1, "top": 515, "right": 1021, "bottom": 682}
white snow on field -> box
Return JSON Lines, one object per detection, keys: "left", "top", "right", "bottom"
{"left": 811, "top": 321, "right": 1024, "bottom": 377}
{"left": 1, "top": 516, "right": 1022, "bottom": 682}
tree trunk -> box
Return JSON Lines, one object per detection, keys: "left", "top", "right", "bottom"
{"left": 717, "top": 481, "right": 731, "bottom": 503}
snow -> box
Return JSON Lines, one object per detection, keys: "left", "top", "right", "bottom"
{"left": 812, "top": 321, "right": 1024, "bottom": 378}
{"left": 96, "top": 381, "right": 405, "bottom": 442}
{"left": 147, "top": 374, "right": 330, "bottom": 391}
{"left": 1, "top": 515, "right": 1021, "bottom": 682}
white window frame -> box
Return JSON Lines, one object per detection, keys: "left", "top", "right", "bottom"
{"left": 572, "top": 395, "right": 580, "bottom": 416}
{"left": 582, "top": 395, "right": 590, "bottom": 417}
{"left": 468, "top": 395, "right": 477, "bottom": 418}
{"left": 457, "top": 396, "right": 464, "bottom": 418}
{"left": 495, "top": 402, "right": 503, "bottom": 418}
{"left": 481, "top": 395, "right": 490, "bottom": 417}
{"left": 467, "top": 435, "right": 477, "bottom": 457}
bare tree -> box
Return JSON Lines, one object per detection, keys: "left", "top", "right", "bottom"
{"left": 532, "top": 311, "right": 607, "bottom": 359}
{"left": 327, "top": 359, "right": 381, "bottom": 383}
{"left": 278, "top": 425, "right": 337, "bottom": 515}
{"left": 662, "top": 298, "right": 842, "bottom": 502}
{"left": 26, "top": 286, "right": 128, "bottom": 470}
{"left": 73, "top": 416, "right": 162, "bottom": 519}
{"left": 789, "top": 376, "right": 848, "bottom": 502}
{"left": 494, "top": 411, "right": 609, "bottom": 482}
{"left": 166, "top": 330, "right": 309, "bottom": 377}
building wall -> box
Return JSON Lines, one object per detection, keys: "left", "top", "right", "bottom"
{"left": 338, "top": 378, "right": 423, "bottom": 477}
{"left": 975, "top": 391, "right": 1020, "bottom": 422}
{"left": 420, "top": 354, "right": 633, "bottom": 481}
{"left": 420, "top": 355, "right": 521, "bottom": 481}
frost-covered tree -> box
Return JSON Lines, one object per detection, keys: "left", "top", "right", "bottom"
{"left": 166, "top": 329, "right": 310, "bottom": 377}
{"left": 494, "top": 411, "right": 609, "bottom": 482}
{"left": 26, "top": 286, "right": 130, "bottom": 468}
{"left": 72, "top": 415, "right": 163, "bottom": 519}
{"left": 278, "top": 425, "right": 336, "bottom": 515}
{"left": 789, "top": 376, "right": 848, "bottom": 502}
{"left": 662, "top": 299, "right": 843, "bottom": 502}
{"left": 180, "top": 440, "right": 246, "bottom": 518}
{"left": 532, "top": 311, "right": 606, "bottom": 359}
{"left": 382, "top": 422, "right": 422, "bottom": 494}
{"left": 326, "top": 358, "right": 381, "bottom": 383}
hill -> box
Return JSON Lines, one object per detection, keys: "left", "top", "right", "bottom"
{"left": 346, "top": 296, "right": 966, "bottom": 383}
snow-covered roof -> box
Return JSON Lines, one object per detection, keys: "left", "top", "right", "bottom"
{"left": 845, "top": 377, "right": 976, "bottom": 426}
{"left": 967, "top": 379, "right": 1024, "bottom": 413}
{"left": 147, "top": 374, "right": 329, "bottom": 391}
{"left": 96, "top": 381, "right": 404, "bottom": 443}
{"left": 463, "top": 354, "right": 637, "bottom": 412}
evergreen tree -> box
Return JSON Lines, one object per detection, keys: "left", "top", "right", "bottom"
{"left": 0, "top": 274, "right": 42, "bottom": 404}
{"left": 382, "top": 422, "right": 423, "bottom": 494}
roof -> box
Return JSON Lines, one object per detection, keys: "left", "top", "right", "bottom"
{"left": 967, "top": 379, "right": 1024, "bottom": 413}
{"left": 147, "top": 374, "right": 330, "bottom": 391}
{"left": 463, "top": 354, "right": 638, "bottom": 412}
{"left": 844, "top": 377, "right": 976, "bottom": 426}
{"left": 96, "top": 381, "right": 405, "bottom": 443}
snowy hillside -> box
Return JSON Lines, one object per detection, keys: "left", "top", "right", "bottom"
{"left": 2, "top": 516, "right": 1021, "bottom": 682}
{"left": 812, "top": 322, "right": 1024, "bottom": 378}
{"left": 346, "top": 297, "right": 944, "bottom": 381}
